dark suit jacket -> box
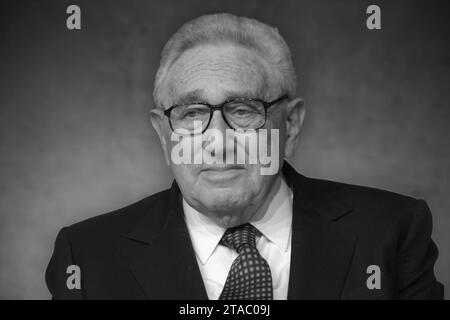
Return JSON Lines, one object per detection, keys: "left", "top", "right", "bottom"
{"left": 46, "top": 162, "right": 444, "bottom": 299}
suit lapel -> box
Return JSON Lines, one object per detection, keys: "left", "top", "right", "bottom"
{"left": 117, "top": 162, "right": 357, "bottom": 299}
{"left": 283, "top": 163, "right": 358, "bottom": 299}
{"left": 118, "top": 182, "right": 208, "bottom": 299}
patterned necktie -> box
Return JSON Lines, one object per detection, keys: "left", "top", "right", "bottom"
{"left": 219, "top": 223, "right": 273, "bottom": 300}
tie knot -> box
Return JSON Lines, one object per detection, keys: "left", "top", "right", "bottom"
{"left": 220, "top": 223, "right": 260, "bottom": 253}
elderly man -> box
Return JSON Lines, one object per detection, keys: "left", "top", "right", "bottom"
{"left": 46, "top": 13, "right": 443, "bottom": 300}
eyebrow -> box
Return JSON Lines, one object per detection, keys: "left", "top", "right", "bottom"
{"left": 222, "top": 89, "right": 263, "bottom": 100}
{"left": 173, "top": 88, "right": 265, "bottom": 106}
{"left": 174, "top": 90, "right": 205, "bottom": 105}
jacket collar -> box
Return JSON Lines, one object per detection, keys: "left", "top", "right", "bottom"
{"left": 120, "top": 180, "right": 208, "bottom": 299}
{"left": 122, "top": 161, "right": 357, "bottom": 299}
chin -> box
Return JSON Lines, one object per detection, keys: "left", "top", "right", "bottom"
{"left": 215, "top": 215, "right": 246, "bottom": 228}
{"left": 200, "top": 189, "right": 252, "bottom": 215}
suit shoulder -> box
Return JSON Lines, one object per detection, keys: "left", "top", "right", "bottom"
{"left": 302, "top": 175, "right": 424, "bottom": 221}
{"left": 64, "top": 187, "right": 171, "bottom": 241}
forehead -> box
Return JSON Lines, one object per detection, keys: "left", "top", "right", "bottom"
{"left": 164, "top": 44, "right": 272, "bottom": 105}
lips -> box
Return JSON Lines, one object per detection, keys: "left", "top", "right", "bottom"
{"left": 200, "top": 164, "right": 245, "bottom": 172}
{"left": 199, "top": 165, "right": 246, "bottom": 183}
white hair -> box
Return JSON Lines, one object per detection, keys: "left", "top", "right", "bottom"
{"left": 153, "top": 13, "right": 298, "bottom": 108}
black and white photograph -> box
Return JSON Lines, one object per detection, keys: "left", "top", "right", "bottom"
{"left": 0, "top": 0, "right": 448, "bottom": 302}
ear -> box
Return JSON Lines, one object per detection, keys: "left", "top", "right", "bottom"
{"left": 150, "top": 108, "right": 171, "bottom": 165}
{"left": 284, "top": 97, "right": 305, "bottom": 159}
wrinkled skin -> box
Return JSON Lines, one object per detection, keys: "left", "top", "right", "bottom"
{"left": 151, "top": 43, "right": 305, "bottom": 228}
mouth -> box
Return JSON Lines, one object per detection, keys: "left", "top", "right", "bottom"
{"left": 200, "top": 164, "right": 246, "bottom": 182}
{"left": 200, "top": 164, "right": 246, "bottom": 172}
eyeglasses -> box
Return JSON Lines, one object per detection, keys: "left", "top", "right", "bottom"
{"left": 163, "top": 94, "right": 289, "bottom": 134}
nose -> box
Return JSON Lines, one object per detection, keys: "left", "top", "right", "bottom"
{"left": 203, "top": 110, "right": 233, "bottom": 162}
{"left": 207, "top": 109, "right": 229, "bottom": 133}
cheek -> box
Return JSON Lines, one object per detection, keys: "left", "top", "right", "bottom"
{"left": 264, "top": 115, "right": 287, "bottom": 155}
{"left": 158, "top": 123, "right": 174, "bottom": 153}
{"left": 171, "top": 165, "right": 201, "bottom": 196}
{"left": 247, "top": 166, "right": 268, "bottom": 188}
{"left": 277, "top": 125, "right": 287, "bottom": 154}
{"left": 243, "top": 170, "right": 276, "bottom": 204}
{"left": 172, "top": 164, "right": 197, "bottom": 182}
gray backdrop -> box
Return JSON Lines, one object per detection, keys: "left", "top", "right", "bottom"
{"left": 0, "top": 0, "right": 448, "bottom": 299}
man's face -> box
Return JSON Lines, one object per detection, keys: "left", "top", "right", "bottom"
{"left": 152, "top": 43, "right": 294, "bottom": 227}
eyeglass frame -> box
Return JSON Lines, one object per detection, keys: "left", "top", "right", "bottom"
{"left": 163, "top": 94, "right": 290, "bottom": 133}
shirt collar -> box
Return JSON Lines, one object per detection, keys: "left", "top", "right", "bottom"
{"left": 183, "top": 177, "right": 293, "bottom": 265}
{"left": 183, "top": 199, "right": 226, "bottom": 265}
{"left": 250, "top": 177, "right": 293, "bottom": 253}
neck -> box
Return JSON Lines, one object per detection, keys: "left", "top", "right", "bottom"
{"left": 207, "top": 174, "right": 283, "bottom": 229}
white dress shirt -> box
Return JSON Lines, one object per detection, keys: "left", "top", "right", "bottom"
{"left": 183, "top": 178, "right": 293, "bottom": 300}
